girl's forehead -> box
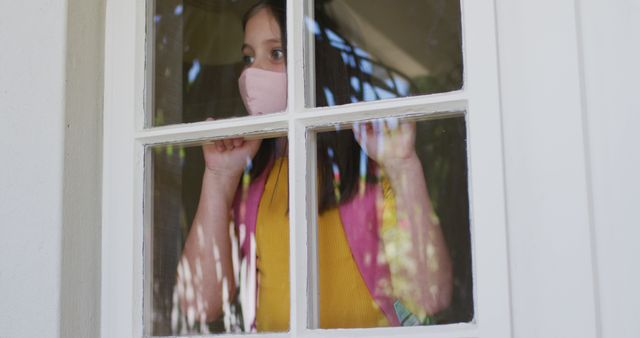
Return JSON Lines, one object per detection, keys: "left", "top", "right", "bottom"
{"left": 244, "top": 8, "right": 281, "bottom": 44}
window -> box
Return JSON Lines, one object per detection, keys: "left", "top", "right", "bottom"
{"left": 101, "top": 0, "right": 511, "bottom": 337}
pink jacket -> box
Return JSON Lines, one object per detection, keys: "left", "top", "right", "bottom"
{"left": 232, "top": 162, "right": 400, "bottom": 326}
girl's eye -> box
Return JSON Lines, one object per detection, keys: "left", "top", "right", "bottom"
{"left": 271, "top": 48, "right": 285, "bottom": 61}
{"left": 242, "top": 55, "right": 255, "bottom": 66}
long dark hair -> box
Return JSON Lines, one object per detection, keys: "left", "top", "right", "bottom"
{"left": 243, "top": 0, "right": 375, "bottom": 213}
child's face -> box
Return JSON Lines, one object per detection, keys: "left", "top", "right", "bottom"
{"left": 242, "top": 7, "right": 285, "bottom": 73}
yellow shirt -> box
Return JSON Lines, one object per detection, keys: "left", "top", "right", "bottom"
{"left": 255, "top": 158, "right": 388, "bottom": 331}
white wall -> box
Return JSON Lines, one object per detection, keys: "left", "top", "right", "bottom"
{"left": 0, "top": 0, "right": 104, "bottom": 337}
{"left": 579, "top": 1, "right": 640, "bottom": 337}
{"left": 496, "top": 1, "right": 597, "bottom": 337}
{"left": 0, "top": 1, "right": 67, "bottom": 336}
{"left": 496, "top": 1, "right": 640, "bottom": 338}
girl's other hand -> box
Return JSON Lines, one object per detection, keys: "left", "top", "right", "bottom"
{"left": 353, "top": 118, "right": 418, "bottom": 171}
{"left": 202, "top": 118, "right": 262, "bottom": 178}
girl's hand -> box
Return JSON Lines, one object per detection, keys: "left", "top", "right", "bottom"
{"left": 353, "top": 118, "right": 418, "bottom": 172}
{"left": 202, "top": 118, "right": 262, "bottom": 178}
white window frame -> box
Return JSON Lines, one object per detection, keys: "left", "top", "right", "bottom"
{"left": 101, "top": 0, "right": 511, "bottom": 337}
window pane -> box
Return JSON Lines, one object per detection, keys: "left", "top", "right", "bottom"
{"left": 306, "top": 0, "right": 463, "bottom": 107}
{"left": 145, "top": 135, "right": 290, "bottom": 335}
{"left": 150, "top": 0, "right": 287, "bottom": 127}
{"left": 311, "top": 114, "right": 472, "bottom": 328}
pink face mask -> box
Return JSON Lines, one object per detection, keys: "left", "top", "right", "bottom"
{"left": 238, "top": 68, "right": 287, "bottom": 115}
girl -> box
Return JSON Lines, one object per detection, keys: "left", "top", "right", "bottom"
{"left": 176, "top": 0, "right": 452, "bottom": 332}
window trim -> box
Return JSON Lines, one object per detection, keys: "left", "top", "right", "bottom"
{"left": 101, "top": 0, "right": 512, "bottom": 337}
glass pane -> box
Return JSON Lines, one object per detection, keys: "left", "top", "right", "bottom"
{"left": 305, "top": 0, "right": 463, "bottom": 107}
{"left": 311, "top": 114, "right": 472, "bottom": 328}
{"left": 145, "top": 135, "right": 291, "bottom": 335}
{"left": 150, "top": 0, "right": 287, "bottom": 127}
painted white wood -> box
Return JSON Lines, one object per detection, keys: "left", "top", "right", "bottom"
{"left": 494, "top": 1, "right": 599, "bottom": 338}
{"left": 135, "top": 94, "right": 466, "bottom": 146}
{"left": 133, "top": 140, "right": 146, "bottom": 336}
{"left": 288, "top": 0, "right": 306, "bottom": 114}
{"left": 143, "top": 146, "right": 155, "bottom": 333}
{"left": 303, "top": 0, "right": 317, "bottom": 108}
{"left": 59, "top": 0, "right": 105, "bottom": 337}
{"left": 305, "top": 131, "right": 320, "bottom": 329}
{"left": 134, "top": 1, "right": 148, "bottom": 336}
{"left": 0, "top": 1, "right": 67, "bottom": 337}
{"left": 159, "top": 333, "right": 292, "bottom": 338}
{"left": 303, "top": 322, "right": 476, "bottom": 338}
{"left": 457, "top": 0, "right": 511, "bottom": 337}
{"left": 135, "top": 113, "right": 290, "bottom": 145}
{"left": 143, "top": 0, "right": 157, "bottom": 130}
{"left": 298, "top": 94, "right": 466, "bottom": 126}
{"left": 289, "top": 120, "right": 309, "bottom": 335}
{"left": 577, "top": 1, "right": 640, "bottom": 338}
{"left": 286, "top": 4, "right": 309, "bottom": 333}
{"left": 101, "top": 0, "right": 144, "bottom": 337}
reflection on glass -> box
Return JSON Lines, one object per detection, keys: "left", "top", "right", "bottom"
{"left": 307, "top": 0, "right": 463, "bottom": 107}
{"left": 146, "top": 135, "right": 290, "bottom": 336}
{"left": 313, "top": 115, "right": 472, "bottom": 328}
{"left": 151, "top": 0, "right": 287, "bottom": 127}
